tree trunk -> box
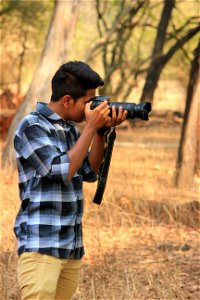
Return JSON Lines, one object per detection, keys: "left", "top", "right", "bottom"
{"left": 140, "top": 0, "right": 175, "bottom": 103}
{"left": 2, "top": 0, "right": 80, "bottom": 169}
{"left": 17, "top": 29, "right": 27, "bottom": 94}
{"left": 175, "top": 40, "right": 200, "bottom": 188}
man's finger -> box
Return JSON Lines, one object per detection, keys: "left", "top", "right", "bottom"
{"left": 116, "top": 106, "right": 123, "bottom": 121}
{"left": 95, "top": 100, "right": 108, "bottom": 110}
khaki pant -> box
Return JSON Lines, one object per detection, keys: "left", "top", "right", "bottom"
{"left": 17, "top": 252, "right": 82, "bottom": 300}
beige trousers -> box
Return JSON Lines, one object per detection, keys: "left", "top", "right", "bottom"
{"left": 17, "top": 252, "right": 82, "bottom": 300}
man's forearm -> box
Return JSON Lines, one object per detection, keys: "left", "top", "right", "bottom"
{"left": 67, "top": 124, "right": 96, "bottom": 180}
{"left": 88, "top": 133, "right": 106, "bottom": 173}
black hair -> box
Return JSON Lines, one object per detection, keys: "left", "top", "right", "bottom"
{"left": 51, "top": 61, "right": 104, "bottom": 101}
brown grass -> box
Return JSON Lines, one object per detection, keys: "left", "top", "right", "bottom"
{"left": 1, "top": 121, "right": 200, "bottom": 300}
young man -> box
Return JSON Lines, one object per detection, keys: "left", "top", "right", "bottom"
{"left": 14, "top": 61, "right": 127, "bottom": 300}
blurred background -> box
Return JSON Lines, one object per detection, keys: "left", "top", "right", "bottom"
{"left": 0, "top": 0, "right": 199, "bottom": 299}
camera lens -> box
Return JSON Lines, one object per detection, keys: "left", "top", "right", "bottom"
{"left": 109, "top": 102, "right": 151, "bottom": 120}
{"left": 90, "top": 96, "right": 151, "bottom": 121}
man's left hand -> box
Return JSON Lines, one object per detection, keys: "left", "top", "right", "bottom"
{"left": 104, "top": 105, "right": 128, "bottom": 127}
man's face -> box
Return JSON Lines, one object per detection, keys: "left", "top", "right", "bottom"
{"left": 71, "top": 89, "right": 96, "bottom": 122}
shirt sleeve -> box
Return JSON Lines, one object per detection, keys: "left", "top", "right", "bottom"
{"left": 79, "top": 155, "right": 98, "bottom": 182}
{"left": 14, "top": 124, "right": 70, "bottom": 184}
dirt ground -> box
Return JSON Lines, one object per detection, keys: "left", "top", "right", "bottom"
{"left": 1, "top": 118, "right": 200, "bottom": 300}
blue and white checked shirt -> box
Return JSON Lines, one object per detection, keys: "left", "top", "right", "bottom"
{"left": 14, "top": 102, "right": 97, "bottom": 259}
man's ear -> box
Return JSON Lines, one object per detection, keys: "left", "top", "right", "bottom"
{"left": 62, "top": 95, "right": 74, "bottom": 108}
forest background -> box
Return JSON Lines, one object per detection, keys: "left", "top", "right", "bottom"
{"left": 0, "top": 0, "right": 200, "bottom": 299}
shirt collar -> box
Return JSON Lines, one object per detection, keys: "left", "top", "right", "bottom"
{"left": 36, "top": 102, "right": 75, "bottom": 127}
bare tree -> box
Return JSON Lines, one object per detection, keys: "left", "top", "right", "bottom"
{"left": 86, "top": 0, "right": 147, "bottom": 99}
{"left": 175, "top": 40, "right": 200, "bottom": 188}
{"left": 2, "top": 0, "right": 80, "bottom": 168}
{"left": 140, "top": 0, "right": 175, "bottom": 102}
{"left": 140, "top": 0, "right": 200, "bottom": 103}
{"left": 87, "top": 0, "right": 199, "bottom": 103}
{"left": 17, "top": 28, "right": 28, "bottom": 94}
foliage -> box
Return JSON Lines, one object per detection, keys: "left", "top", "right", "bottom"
{"left": 0, "top": 0, "right": 53, "bottom": 93}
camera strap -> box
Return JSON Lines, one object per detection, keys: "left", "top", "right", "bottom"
{"left": 93, "top": 127, "right": 116, "bottom": 205}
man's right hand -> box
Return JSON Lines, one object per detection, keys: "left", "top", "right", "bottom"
{"left": 84, "top": 100, "right": 111, "bottom": 131}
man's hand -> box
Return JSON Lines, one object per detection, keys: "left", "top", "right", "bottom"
{"left": 104, "top": 105, "right": 128, "bottom": 127}
{"left": 85, "top": 100, "right": 111, "bottom": 131}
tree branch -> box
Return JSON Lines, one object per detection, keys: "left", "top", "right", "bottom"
{"left": 162, "top": 25, "right": 200, "bottom": 66}
{"left": 85, "top": 1, "right": 145, "bottom": 62}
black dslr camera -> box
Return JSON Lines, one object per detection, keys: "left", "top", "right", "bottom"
{"left": 90, "top": 96, "right": 151, "bottom": 120}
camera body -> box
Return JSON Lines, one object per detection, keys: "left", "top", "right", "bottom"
{"left": 90, "top": 96, "right": 151, "bottom": 120}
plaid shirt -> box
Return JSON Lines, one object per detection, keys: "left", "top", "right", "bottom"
{"left": 14, "top": 102, "right": 97, "bottom": 259}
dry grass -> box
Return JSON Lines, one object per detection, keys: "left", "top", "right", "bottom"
{"left": 1, "top": 121, "right": 200, "bottom": 300}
